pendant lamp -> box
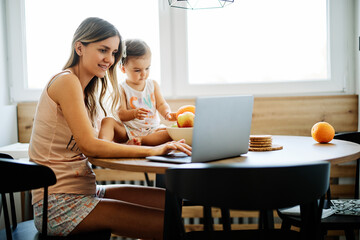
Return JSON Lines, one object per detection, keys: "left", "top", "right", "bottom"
{"left": 168, "top": 0, "right": 234, "bottom": 10}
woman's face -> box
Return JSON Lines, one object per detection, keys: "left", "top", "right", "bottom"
{"left": 80, "top": 36, "right": 120, "bottom": 78}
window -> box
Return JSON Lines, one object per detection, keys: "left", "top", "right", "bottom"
{"left": 188, "top": 0, "right": 328, "bottom": 84}
{"left": 7, "top": 0, "right": 161, "bottom": 101}
{"left": 6, "top": 0, "right": 356, "bottom": 101}
{"left": 170, "top": 0, "right": 355, "bottom": 97}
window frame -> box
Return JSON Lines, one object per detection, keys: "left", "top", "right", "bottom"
{"left": 5, "top": 0, "right": 356, "bottom": 102}
{"left": 168, "top": 0, "right": 356, "bottom": 98}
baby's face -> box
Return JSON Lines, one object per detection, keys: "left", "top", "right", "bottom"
{"left": 122, "top": 52, "right": 152, "bottom": 86}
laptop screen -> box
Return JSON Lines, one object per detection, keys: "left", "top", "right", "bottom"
{"left": 146, "top": 95, "right": 254, "bottom": 164}
{"left": 191, "top": 95, "right": 253, "bottom": 162}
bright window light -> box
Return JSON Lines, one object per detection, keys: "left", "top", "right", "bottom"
{"left": 24, "top": 0, "right": 160, "bottom": 89}
{"left": 187, "top": 0, "right": 327, "bottom": 84}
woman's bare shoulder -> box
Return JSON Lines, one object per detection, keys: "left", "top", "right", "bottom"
{"left": 47, "top": 72, "right": 82, "bottom": 104}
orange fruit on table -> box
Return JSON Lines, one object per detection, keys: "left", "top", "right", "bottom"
{"left": 176, "top": 105, "right": 196, "bottom": 119}
{"left": 311, "top": 122, "right": 335, "bottom": 143}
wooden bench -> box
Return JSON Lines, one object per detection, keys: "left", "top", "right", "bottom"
{"left": 16, "top": 95, "right": 359, "bottom": 239}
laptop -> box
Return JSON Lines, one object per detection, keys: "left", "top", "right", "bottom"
{"left": 146, "top": 95, "right": 254, "bottom": 164}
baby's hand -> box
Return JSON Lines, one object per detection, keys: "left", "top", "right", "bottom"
{"left": 134, "top": 108, "right": 150, "bottom": 120}
{"left": 166, "top": 112, "right": 177, "bottom": 121}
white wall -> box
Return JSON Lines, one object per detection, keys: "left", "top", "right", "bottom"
{"left": 0, "top": 1, "right": 22, "bottom": 229}
{"left": 0, "top": 0, "right": 9, "bottom": 106}
{"left": 0, "top": 4, "right": 25, "bottom": 229}
{"left": 357, "top": 0, "right": 360, "bottom": 131}
{"left": 0, "top": 0, "right": 18, "bottom": 146}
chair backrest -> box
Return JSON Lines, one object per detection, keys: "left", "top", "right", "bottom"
{"left": 332, "top": 132, "right": 360, "bottom": 199}
{"left": 0, "top": 158, "right": 56, "bottom": 193}
{"left": 165, "top": 162, "right": 330, "bottom": 211}
{"left": 334, "top": 132, "right": 360, "bottom": 144}
{"left": 0, "top": 158, "right": 56, "bottom": 239}
{"left": 0, "top": 153, "right": 13, "bottom": 159}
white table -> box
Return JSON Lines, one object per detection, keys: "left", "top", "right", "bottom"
{"left": 0, "top": 143, "right": 29, "bottom": 159}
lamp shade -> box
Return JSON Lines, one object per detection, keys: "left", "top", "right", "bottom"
{"left": 168, "top": 0, "right": 234, "bottom": 10}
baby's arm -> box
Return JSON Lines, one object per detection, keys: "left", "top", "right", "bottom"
{"left": 153, "top": 80, "right": 176, "bottom": 121}
{"left": 118, "top": 87, "right": 149, "bottom": 121}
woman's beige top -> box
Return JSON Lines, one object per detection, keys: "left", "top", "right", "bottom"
{"left": 29, "top": 70, "right": 96, "bottom": 204}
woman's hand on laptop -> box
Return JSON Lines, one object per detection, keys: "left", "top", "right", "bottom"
{"left": 152, "top": 140, "right": 192, "bottom": 156}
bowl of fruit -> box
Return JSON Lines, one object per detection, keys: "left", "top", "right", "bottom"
{"left": 166, "top": 126, "right": 193, "bottom": 145}
{"left": 166, "top": 105, "right": 195, "bottom": 146}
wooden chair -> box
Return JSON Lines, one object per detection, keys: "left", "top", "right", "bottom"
{"left": 0, "top": 157, "right": 111, "bottom": 240}
{"left": 278, "top": 131, "right": 360, "bottom": 240}
{"left": 163, "top": 162, "right": 330, "bottom": 240}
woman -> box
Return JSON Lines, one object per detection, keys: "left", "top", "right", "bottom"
{"left": 29, "top": 17, "right": 191, "bottom": 239}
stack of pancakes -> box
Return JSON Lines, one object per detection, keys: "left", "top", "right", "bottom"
{"left": 248, "top": 135, "right": 283, "bottom": 151}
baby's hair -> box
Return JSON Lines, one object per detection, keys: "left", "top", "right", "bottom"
{"left": 121, "top": 39, "right": 151, "bottom": 65}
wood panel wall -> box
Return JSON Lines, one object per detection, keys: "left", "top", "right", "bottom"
{"left": 18, "top": 95, "right": 358, "bottom": 143}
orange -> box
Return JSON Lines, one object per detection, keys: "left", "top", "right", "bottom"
{"left": 176, "top": 105, "right": 196, "bottom": 119}
{"left": 311, "top": 122, "right": 335, "bottom": 143}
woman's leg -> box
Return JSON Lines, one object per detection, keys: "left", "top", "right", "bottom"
{"left": 103, "top": 184, "right": 165, "bottom": 209}
{"left": 71, "top": 185, "right": 165, "bottom": 239}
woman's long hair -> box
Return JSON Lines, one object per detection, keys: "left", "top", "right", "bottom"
{"left": 63, "top": 17, "right": 122, "bottom": 124}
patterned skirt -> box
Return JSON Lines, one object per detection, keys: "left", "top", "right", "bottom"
{"left": 33, "top": 185, "right": 106, "bottom": 236}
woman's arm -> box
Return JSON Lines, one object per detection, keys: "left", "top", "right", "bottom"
{"left": 153, "top": 80, "right": 176, "bottom": 121}
{"left": 48, "top": 75, "right": 190, "bottom": 157}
